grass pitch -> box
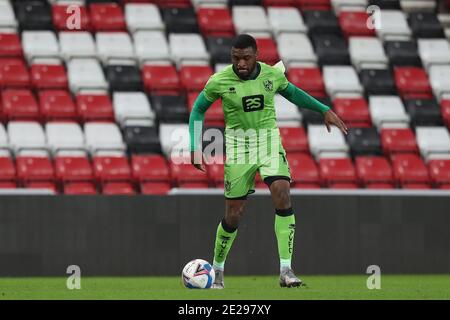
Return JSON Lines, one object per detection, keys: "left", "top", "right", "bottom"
{"left": 0, "top": 275, "right": 449, "bottom": 300}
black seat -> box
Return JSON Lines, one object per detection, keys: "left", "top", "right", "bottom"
{"left": 311, "top": 34, "right": 350, "bottom": 66}
{"left": 206, "top": 37, "right": 233, "bottom": 65}
{"left": 346, "top": 127, "right": 382, "bottom": 157}
{"left": 162, "top": 8, "right": 199, "bottom": 34}
{"left": 106, "top": 65, "right": 143, "bottom": 92}
{"left": 150, "top": 95, "right": 189, "bottom": 123}
{"left": 360, "top": 69, "right": 397, "bottom": 96}
{"left": 409, "top": 13, "right": 445, "bottom": 38}
{"left": 123, "top": 126, "right": 161, "bottom": 154}
{"left": 404, "top": 99, "right": 443, "bottom": 127}
{"left": 228, "top": 0, "right": 262, "bottom": 5}
{"left": 85, "top": 0, "right": 120, "bottom": 4}
{"left": 368, "top": 0, "right": 400, "bottom": 9}
{"left": 384, "top": 40, "right": 422, "bottom": 67}
{"left": 13, "top": 0, "right": 53, "bottom": 30}
{"left": 301, "top": 97, "right": 331, "bottom": 126}
{"left": 303, "top": 10, "right": 341, "bottom": 36}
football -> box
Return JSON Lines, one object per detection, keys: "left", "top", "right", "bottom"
{"left": 181, "top": 259, "right": 215, "bottom": 289}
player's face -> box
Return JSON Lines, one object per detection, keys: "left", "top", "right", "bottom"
{"left": 231, "top": 47, "right": 258, "bottom": 77}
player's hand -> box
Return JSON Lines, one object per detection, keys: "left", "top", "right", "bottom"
{"left": 323, "top": 110, "right": 348, "bottom": 135}
{"left": 191, "top": 151, "right": 206, "bottom": 172}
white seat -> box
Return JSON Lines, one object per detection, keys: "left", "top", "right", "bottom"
{"left": 59, "top": 31, "right": 96, "bottom": 60}
{"left": 96, "top": 32, "right": 135, "bottom": 65}
{"left": 276, "top": 33, "right": 317, "bottom": 68}
{"left": 113, "top": 92, "right": 155, "bottom": 127}
{"left": 232, "top": 6, "right": 271, "bottom": 35}
{"left": 418, "top": 39, "right": 450, "bottom": 71}
{"left": 133, "top": 31, "right": 171, "bottom": 65}
{"left": 22, "top": 31, "right": 60, "bottom": 63}
{"left": 369, "top": 96, "right": 410, "bottom": 128}
{"left": 125, "top": 3, "right": 164, "bottom": 33}
{"left": 428, "top": 65, "right": 450, "bottom": 101}
{"left": 45, "top": 122, "right": 86, "bottom": 156}
{"left": 323, "top": 66, "right": 364, "bottom": 98}
{"left": 331, "top": 0, "right": 368, "bottom": 14}
{"left": 7, "top": 121, "right": 47, "bottom": 155}
{"left": 349, "top": 37, "right": 388, "bottom": 70}
{"left": 84, "top": 122, "right": 126, "bottom": 155}
{"left": 169, "top": 33, "right": 209, "bottom": 67}
{"left": 0, "top": 0, "right": 18, "bottom": 30}
{"left": 400, "top": 0, "right": 437, "bottom": 13}
{"left": 274, "top": 94, "right": 302, "bottom": 125}
{"left": 375, "top": 10, "right": 412, "bottom": 41}
{"left": 191, "top": 0, "right": 228, "bottom": 9}
{"left": 415, "top": 126, "right": 450, "bottom": 161}
{"left": 0, "top": 123, "right": 9, "bottom": 153}
{"left": 307, "top": 124, "right": 349, "bottom": 159}
{"left": 267, "top": 7, "right": 307, "bottom": 35}
{"left": 159, "top": 123, "right": 190, "bottom": 159}
{"left": 67, "top": 58, "right": 108, "bottom": 93}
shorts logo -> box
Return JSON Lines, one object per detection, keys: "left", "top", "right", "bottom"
{"left": 263, "top": 80, "right": 273, "bottom": 92}
{"left": 242, "top": 95, "right": 264, "bottom": 112}
{"left": 225, "top": 180, "right": 231, "bottom": 192}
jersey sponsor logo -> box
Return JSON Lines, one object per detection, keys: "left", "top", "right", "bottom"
{"left": 242, "top": 95, "right": 264, "bottom": 112}
{"left": 263, "top": 80, "right": 273, "bottom": 92}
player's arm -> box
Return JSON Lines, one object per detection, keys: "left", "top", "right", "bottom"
{"left": 278, "top": 82, "right": 348, "bottom": 134}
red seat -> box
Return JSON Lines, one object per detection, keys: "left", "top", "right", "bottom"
{"left": 0, "top": 157, "right": 16, "bottom": 182}
{"left": 197, "top": 7, "right": 234, "bottom": 37}
{"left": 52, "top": 4, "right": 91, "bottom": 31}
{"left": 428, "top": 159, "right": 450, "bottom": 188}
{"left": 339, "top": 11, "right": 376, "bottom": 39}
{"left": 295, "top": 0, "right": 331, "bottom": 10}
{"left": 38, "top": 90, "right": 77, "bottom": 121}
{"left": 180, "top": 65, "right": 213, "bottom": 92}
{"left": 0, "top": 33, "right": 23, "bottom": 57}
{"left": 318, "top": 158, "right": 357, "bottom": 186}
{"left": 142, "top": 65, "right": 181, "bottom": 95}
{"left": 89, "top": 3, "right": 126, "bottom": 32}
{"left": 263, "top": 0, "right": 296, "bottom": 6}
{"left": 288, "top": 67, "right": 326, "bottom": 97}
{"left": 329, "top": 182, "right": 358, "bottom": 189}
{"left": 280, "top": 127, "right": 309, "bottom": 153}
{"left": 365, "top": 183, "right": 395, "bottom": 189}
{"left": 287, "top": 153, "right": 320, "bottom": 186}
{"left": 25, "top": 181, "right": 57, "bottom": 192}
{"left": 440, "top": 99, "right": 450, "bottom": 130}
{"left": 76, "top": 93, "right": 115, "bottom": 122}
{"left": 188, "top": 91, "right": 224, "bottom": 127}
{"left": 131, "top": 154, "right": 170, "bottom": 182}
{"left": 1, "top": 89, "right": 40, "bottom": 121}
{"left": 178, "top": 182, "right": 210, "bottom": 189}
{"left": 140, "top": 181, "right": 171, "bottom": 195}
{"left": 255, "top": 37, "right": 280, "bottom": 66}
{"left": 55, "top": 156, "right": 93, "bottom": 182}
{"left": 380, "top": 128, "right": 419, "bottom": 155}
{"left": 102, "top": 182, "right": 136, "bottom": 195}
{"left": 63, "top": 182, "right": 97, "bottom": 195}
{"left": 206, "top": 157, "right": 224, "bottom": 185}
{"left": 333, "top": 97, "right": 371, "bottom": 128}
{"left": 291, "top": 183, "right": 321, "bottom": 189}
{"left": 0, "top": 182, "right": 17, "bottom": 189}
{"left": 93, "top": 156, "right": 132, "bottom": 182}
{"left": 169, "top": 157, "right": 208, "bottom": 184}
{"left": 15, "top": 156, "right": 55, "bottom": 183}
{"left": 355, "top": 156, "right": 394, "bottom": 187}
{"left": 0, "top": 58, "right": 30, "bottom": 88}
{"left": 394, "top": 67, "right": 432, "bottom": 99}
{"left": 401, "top": 183, "right": 431, "bottom": 189}
{"left": 30, "top": 64, "right": 68, "bottom": 90}
{"left": 391, "top": 153, "right": 430, "bottom": 187}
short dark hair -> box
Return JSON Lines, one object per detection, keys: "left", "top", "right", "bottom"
{"left": 231, "top": 34, "right": 257, "bottom": 52}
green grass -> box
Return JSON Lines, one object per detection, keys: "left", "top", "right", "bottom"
{"left": 0, "top": 275, "right": 449, "bottom": 300}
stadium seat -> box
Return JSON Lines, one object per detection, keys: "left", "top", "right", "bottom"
{"left": 418, "top": 39, "right": 450, "bottom": 71}
{"left": 102, "top": 182, "right": 136, "bottom": 195}
{"left": 276, "top": 33, "right": 317, "bottom": 67}
{"left": 0, "top": 182, "right": 17, "bottom": 189}
{"left": 441, "top": 99, "right": 450, "bottom": 130}
{"left": 197, "top": 7, "right": 234, "bottom": 37}
{"left": 67, "top": 59, "right": 109, "bottom": 93}
{"left": 59, "top": 32, "right": 96, "bottom": 61}
{"left": 131, "top": 154, "right": 170, "bottom": 183}
{"left": 375, "top": 10, "right": 412, "bottom": 41}
{"left": 288, "top": 67, "right": 325, "bottom": 97}
{"left": 404, "top": 99, "right": 443, "bottom": 127}
{"left": 63, "top": 182, "right": 97, "bottom": 195}
{"left": 287, "top": 152, "right": 320, "bottom": 187}
{"left": 415, "top": 126, "right": 450, "bottom": 161}
{"left": 369, "top": 96, "right": 410, "bottom": 129}
{"left": 394, "top": 67, "right": 432, "bottom": 99}
{"left": 346, "top": 127, "right": 382, "bottom": 156}
{"left": 169, "top": 157, "right": 208, "bottom": 184}
{"left": 368, "top": 0, "right": 401, "bottom": 9}
{"left": 1, "top": 89, "right": 39, "bottom": 121}
{"left": 0, "top": 0, "right": 18, "bottom": 30}
{"left": 229, "top": 0, "right": 263, "bottom": 5}
{"left": 150, "top": 95, "right": 189, "bottom": 123}
{"left": 45, "top": 122, "right": 86, "bottom": 156}
{"left": 169, "top": 34, "right": 210, "bottom": 67}
{"left": 152, "top": 0, "right": 192, "bottom": 8}
{"left": 318, "top": 158, "right": 357, "bottom": 187}
{"left": 14, "top": 0, "right": 53, "bottom": 30}
{"left": 52, "top": 3, "right": 91, "bottom": 31}
{"left": 255, "top": 37, "right": 280, "bottom": 66}
{"left": 331, "top": 0, "right": 368, "bottom": 14}
{"left": 279, "top": 127, "right": 309, "bottom": 153}
{"left": 178, "top": 182, "right": 210, "bottom": 189}
{"left": 338, "top": 11, "right": 375, "bottom": 39}
{"left": 21, "top": 31, "right": 60, "bottom": 63}
{"left": 113, "top": 92, "right": 154, "bottom": 128}
{"left": 139, "top": 182, "right": 171, "bottom": 195}
{"left": 124, "top": 3, "right": 164, "bottom": 33}
{"left": 159, "top": 123, "right": 190, "bottom": 158}
{"left": 349, "top": 37, "right": 388, "bottom": 70}
{"left": 0, "top": 33, "right": 23, "bottom": 58}
{"left": 24, "top": 181, "right": 57, "bottom": 192}
{"left": 15, "top": 156, "right": 54, "bottom": 183}
{"left": 380, "top": 128, "right": 419, "bottom": 155}
{"left": 133, "top": 31, "right": 171, "bottom": 64}
{"left": 360, "top": 69, "right": 397, "bottom": 96}
{"left": 30, "top": 64, "right": 68, "bottom": 90}
{"left": 84, "top": 122, "right": 126, "bottom": 155}
{"left": 355, "top": 156, "right": 394, "bottom": 187}
{"left": 263, "top": 0, "right": 295, "bottom": 6}
{"left": 391, "top": 153, "right": 430, "bottom": 187}
{"left": 427, "top": 159, "right": 450, "bottom": 188}
{"left": 206, "top": 36, "right": 233, "bottom": 65}
{"left": 106, "top": 65, "right": 143, "bottom": 92}
{"left": 323, "top": 66, "right": 363, "bottom": 98}
{"left": 162, "top": 7, "right": 199, "bottom": 34}
{"left": 89, "top": 3, "right": 126, "bottom": 32}
{"left": 308, "top": 124, "right": 349, "bottom": 159}
{"left": 295, "top": 0, "right": 332, "bottom": 11}
{"left": 0, "top": 156, "right": 16, "bottom": 183}
{"left": 274, "top": 95, "right": 302, "bottom": 126}
{"left": 384, "top": 40, "right": 422, "bottom": 67}
{"left": 0, "top": 58, "right": 30, "bottom": 88}
{"left": 54, "top": 156, "right": 94, "bottom": 182}
{"left": 267, "top": 7, "right": 307, "bottom": 36}
{"left": 76, "top": 92, "right": 115, "bottom": 122}
{"left": 96, "top": 32, "right": 135, "bottom": 65}
{"left": 311, "top": 34, "right": 350, "bottom": 66}
{"left": 187, "top": 92, "right": 224, "bottom": 127}
{"left": 124, "top": 126, "right": 161, "bottom": 154}
{"left": 205, "top": 156, "right": 224, "bottom": 186}
{"left": 409, "top": 12, "right": 445, "bottom": 38}
{"left": 232, "top": 6, "right": 271, "bottom": 35}
{"left": 179, "top": 65, "right": 213, "bottom": 92}
{"left": 93, "top": 156, "right": 132, "bottom": 182}
{"left": 303, "top": 10, "right": 340, "bottom": 36}
{"left": 428, "top": 65, "right": 450, "bottom": 101}
{"left": 333, "top": 97, "right": 371, "bottom": 128}
{"left": 0, "top": 124, "right": 8, "bottom": 152}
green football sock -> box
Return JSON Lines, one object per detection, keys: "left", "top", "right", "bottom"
{"left": 213, "top": 219, "right": 237, "bottom": 271}
{"left": 274, "top": 208, "right": 296, "bottom": 271}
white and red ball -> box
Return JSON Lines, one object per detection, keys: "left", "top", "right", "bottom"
{"left": 181, "top": 259, "right": 215, "bottom": 289}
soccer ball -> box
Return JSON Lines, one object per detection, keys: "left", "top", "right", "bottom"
{"left": 181, "top": 259, "right": 215, "bottom": 289}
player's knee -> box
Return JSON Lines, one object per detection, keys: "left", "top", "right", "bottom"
{"left": 272, "top": 185, "right": 291, "bottom": 209}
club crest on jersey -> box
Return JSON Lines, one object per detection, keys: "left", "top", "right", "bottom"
{"left": 263, "top": 80, "right": 273, "bottom": 92}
